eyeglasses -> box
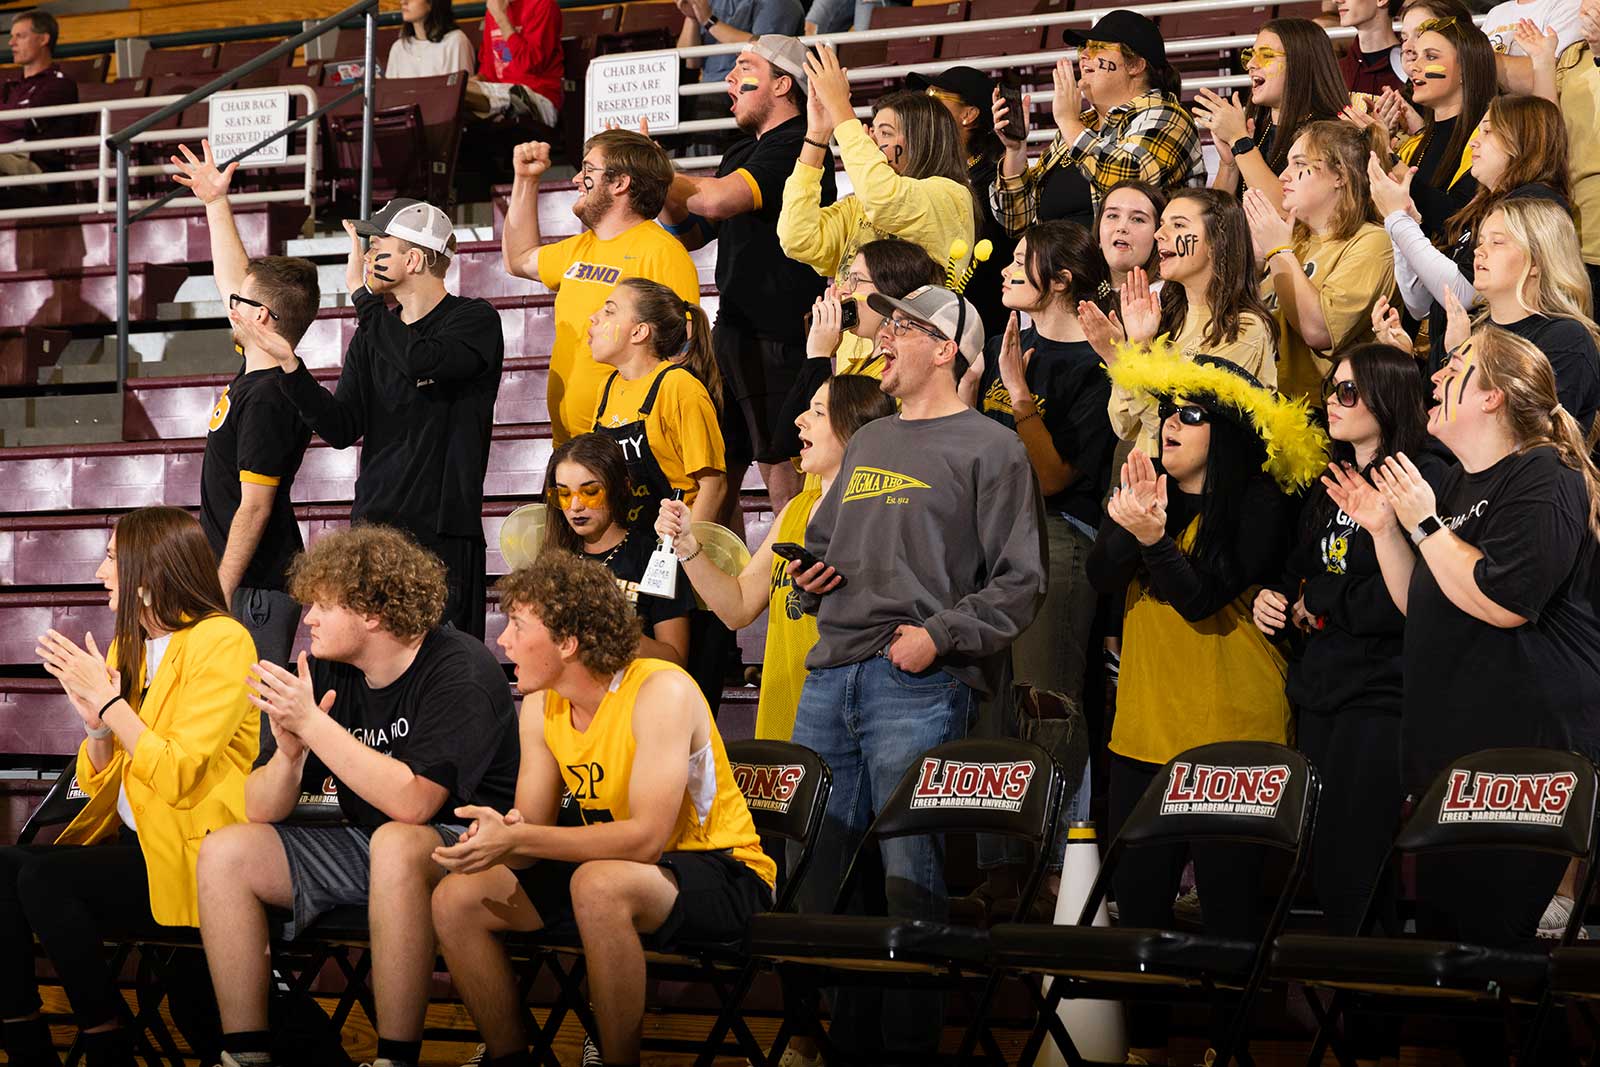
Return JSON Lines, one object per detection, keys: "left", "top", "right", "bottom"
{"left": 1323, "top": 377, "right": 1361, "bottom": 409}
{"left": 1415, "top": 16, "right": 1458, "bottom": 33}
{"left": 229, "top": 293, "right": 280, "bottom": 321}
{"left": 882, "top": 314, "right": 948, "bottom": 342}
{"left": 1158, "top": 400, "right": 1212, "bottom": 425}
{"left": 579, "top": 162, "right": 613, "bottom": 183}
{"left": 925, "top": 87, "right": 965, "bottom": 106}
{"left": 838, "top": 272, "right": 875, "bottom": 293}
{"left": 1239, "top": 45, "right": 1285, "bottom": 66}
{"left": 554, "top": 484, "right": 607, "bottom": 508}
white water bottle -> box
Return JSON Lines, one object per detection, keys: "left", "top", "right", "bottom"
{"left": 1041, "top": 822, "right": 1127, "bottom": 1067}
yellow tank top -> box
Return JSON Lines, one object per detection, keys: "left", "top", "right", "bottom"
{"left": 1109, "top": 520, "right": 1291, "bottom": 766}
{"left": 543, "top": 658, "right": 776, "bottom": 888}
{"left": 757, "top": 488, "right": 822, "bottom": 741}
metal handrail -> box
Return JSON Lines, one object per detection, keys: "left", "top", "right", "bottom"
{"left": 106, "top": 0, "right": 379, "bottom": 389}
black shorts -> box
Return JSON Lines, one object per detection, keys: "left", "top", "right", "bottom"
{"left": 514, "top": 849, "right": 773, "bottom": 948}
{"left": 713, "top": 315, "right": 807, "bottom": 465}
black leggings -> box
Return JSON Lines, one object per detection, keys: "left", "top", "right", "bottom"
{"left": 1108, "top": 753, "right": 1266, "bottom": 1050}
{"left": 0, "top": 838, "right": 162, "bottom": 1027}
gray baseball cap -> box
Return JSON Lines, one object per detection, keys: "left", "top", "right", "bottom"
{"left": 348, "top": 198, "right": 454, "bottom": 258}
{"left": 745, "top": 35, "right": 809, "bottom": 95}
{"left": 867, "top": 284, "right": 985, "bottom": 365}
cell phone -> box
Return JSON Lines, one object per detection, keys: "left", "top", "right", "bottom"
{"left": 802, "top": 297, "right": 860, "bottom": 334}
{"left": 998, "top": 72, "right": 1027, "bottom": 143}
{"left": 772, "top": 542, "right": 848, "bottom": 587}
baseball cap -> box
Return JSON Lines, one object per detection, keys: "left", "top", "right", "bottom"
{"left": 348, "top": 198, "right": 454, "bottom": 258}
{"left": 905, "top": 66, "right": 993, "bottom": 114}
{"left": 867, "top": 284, "right": 985, "bottom": 366}
{"left": 745, "top": 35, "right": 809, "bottom": 95}
{"left": 1062, "top": 9, "right": 1167, "bottom": 69}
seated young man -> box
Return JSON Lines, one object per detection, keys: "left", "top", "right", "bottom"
{"left": 196, "top": 525, "right": 520, "bottom": 1067}
{"left": 430, "top": 551, "right": 775, "bottom": 1067}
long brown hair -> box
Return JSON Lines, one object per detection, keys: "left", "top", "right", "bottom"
{"left": 1248, "top": 19, "right": 1349, "bottom": 174}
{"left": 824, "top": 373, "right": 899, "bottom": 442}
{"left": 1473, "top": 326, "right": 1600, "bottom": 536}
{"left": 1093, "top": 179, "right": 1167, "bottom": 277}
{"left": 616, "top": 277, "right": 723, "bottom": 413}
{"left": 870, "top": 90, "right": 980, "bottom": 231}
{"left": 541, "top": 433, "right": 635, "bottom": 557}
{"left": 110, "top": 507, "right": 229, "bottom": 710}
{"left": 1293, "top": 120, "right": 1389, "bottom": 242}
{"left": 1444, "top": 95, "right": 1571, "bottom": 251}
{"left": 1158, "top": 189, "right": 1278, "bottom": 351}
{"left": 1023, "top": 220, "right": 1113, "bottom": 313}
{"left": 1409, "top": 13, "right": 1497, "bottom": 191}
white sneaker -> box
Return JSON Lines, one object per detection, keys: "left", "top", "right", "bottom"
{"left": 758, "top": 1046, "right": 826, "bottom": 1067}
{"left": 1538, "top": 893, "right": 1591, "bottom": 939}
{"left": 457, "top": 1047, "right": 485, "bottom": 1067}
{"left": 582, "top": 1035, "right": 604, "bottom": 1067}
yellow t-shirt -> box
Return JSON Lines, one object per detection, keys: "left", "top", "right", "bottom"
{"left": 537, "top": 221, "right": 701, "bottom": 444}
{"left": 1109, "top": 520, "right": 1290, "bottom": 766}
{"left": 777, "top": 119, "right": 974, "bottom": 286}
{"left": 1108, "top": 304, "right": 1277, "bottom": 457}
{"left": 1264, "top": 224, "right": 1394, "bottom": 406}
{"left": 833, "top": 334, "right": 883, "bottom": 378}
{"left": 594, "top": 363, "right": 725, "bottom": 522}
{"left": 757, "top": 487, "right": 822, "bottom": 742}
{"left": 543, "top": 658, "right": 776, "bottom": 888}
{"left": 1557, "top": 42, "right": 1600, "bottom": 266}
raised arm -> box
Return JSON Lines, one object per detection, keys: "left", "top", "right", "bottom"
{"left": 503, "top": 142, "right": 551, "bottom": 280}
{"left": 657, "top": 497, "right": 783, "bottom": 629}
{"left": 171, "top": 139, "right": 247, "bottom": 304}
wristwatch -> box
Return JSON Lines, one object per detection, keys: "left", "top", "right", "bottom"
{"left": 1411, "top": 514, "right": 1444, "bottom": 545}
{"left": 701, "top": 14, "right": 720, "bottom": 33}
{"left": 1230, "top": 135, "right": 1256, "bottom": 157}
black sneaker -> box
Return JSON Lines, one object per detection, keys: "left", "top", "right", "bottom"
{"left": 581, "top": 1035, "right": 603, "bottom": 1067}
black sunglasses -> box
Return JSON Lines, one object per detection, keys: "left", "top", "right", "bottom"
{"left": 1158, "top": 400, "right": 1212, "bottom": 425}
{"left": 230, "top": 293, "right": 280, "bottom": 321}
{"left": 1322, "top": 377, "right": 1360, "bottom": 408}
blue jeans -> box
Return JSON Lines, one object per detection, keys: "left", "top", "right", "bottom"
{"left": 788, "top": 654, "right": 977, "bottom": 1056}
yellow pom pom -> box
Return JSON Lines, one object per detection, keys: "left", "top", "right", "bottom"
{"left": 973, "top": 239, "right": 994, "bottom": 263}
{"left": 947, "top": 239, "right": 969, "bottom": 263}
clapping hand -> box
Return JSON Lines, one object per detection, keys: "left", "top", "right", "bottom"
{"left": 1119, "top": 266, "right": 1161, "bottom": 344}
{"left": 997, "top": 311, "right": 1035, "bottom": 409}
{"left": 1371, "top": 295, "right": 1412, "bottom": 352}
{"left": 1322, "top": 461, "right": 1395, "bottom": 533}
{"left": 1192, "top": 88, "right": 1250, "bottom": 147}
{"left": 1514, "top": 17, "right": 1559, "bottom": 69}
{"left": 1052, "top": 58, "right": 1085, "bottom": 134}
{"left": 804, "top": 45, "right": 855, "bottom": 136}
{"left": 247, "top": 653, "right": 336, "bottom": 742}
{"left": 1372, "top": 452, "right": 1437, "bottom": 530}
{"left": 1107, "top": 448, "right": 1168, "bottom": 546}
{"left": 1078, "top": 299, "right": 1127, "bottom": 364}
{"left": 1442, "top": 287, "right": 1472, "bottom": 353}
{"left": 36, "top": 630, "right": 120, "bottom": 730}
{"left": 1243, "top": 188, "right": 1295, "bottom": 265}
{"left": 1367, "top": 152, "right": 1417, "bottom": 219}
{"left": 433, "top": 806, "right": 524, "bottom": 873}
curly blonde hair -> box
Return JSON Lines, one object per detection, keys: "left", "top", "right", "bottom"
{"left": 497, "top": 552, "right": 640, "bottom": 676}
{"left": 288, "top": 525, "right": 446, "bottom": 640}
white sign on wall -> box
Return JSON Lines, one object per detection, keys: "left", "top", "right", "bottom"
{"left": 585, "top": 52, "right": 680, "bottom": 140}
{"left": 208, "top": 88, "right": 291, "bottom": 166}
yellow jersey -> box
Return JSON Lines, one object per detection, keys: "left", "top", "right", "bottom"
{"left": 537, "top": 221, "right": 701, "bottom": 444}
{"left": 592, "top": 362, "right": 726, "bottom": 509}
{"left": 1110, "top": 520, "right": 1290, "bottom": 765}
{"left": 543, "top": 658, "right": 776, "bottom": 888}
{"left": 1557, "top": 43, "right": 1600, "bottom": 267}
{"left": 757, "top": 488, "right": 822, "bottom": 742}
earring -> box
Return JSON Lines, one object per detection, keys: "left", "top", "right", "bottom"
{"left": 139, "top": 587, "right": 152, "bottom": 606}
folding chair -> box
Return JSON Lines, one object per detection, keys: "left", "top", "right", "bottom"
{"left": 1270, "top": 747, "right": 1600, "bottom": 1066}
{"left": 515, "top": 740, "right": 833, "bottom": 1067}
{"left": 991, "top": 740, "right": 1320, "bottom": 1067}
{"left": 740, "top": 737, "right": 1067, "bottom": 1066}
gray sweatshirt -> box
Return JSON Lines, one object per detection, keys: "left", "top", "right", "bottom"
{"left": 802, "top": 407, "right": 1047, "bottom": 695}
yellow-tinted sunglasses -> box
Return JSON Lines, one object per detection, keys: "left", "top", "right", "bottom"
{"left": 1081, "top": 39, "right": 1125, "bottom": 58}
{"left": 1239, "top": 45, "right": 1286, "bottom": 66}
{"left": 554, "top": 484, "right": 607, "bottom": 508}
{"left": 1415, "top": 16, "right": 1458, "bottom": 33}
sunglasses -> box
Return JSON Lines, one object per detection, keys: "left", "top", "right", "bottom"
{"left": 229, "top": 293, "right": 280, "bottom": 321}
{"left": 554, "top": 484, "right": 607, "bottom": 508}
{"left": 1239, "top": 45, "right": 1285, "bottom": 66}
{"left": 1158, "top": 401, "right": 1212, "bottom": 425}
{"left": 1322, "top": 377, "right": 1361, "bottom": 408}
{"left": 1081, "top": 40, "right": 1124, "bottom": 58}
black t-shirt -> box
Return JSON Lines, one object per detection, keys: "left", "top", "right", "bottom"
{"left": 1402, "top": 446, "right": 1600, "bottom": 790}
{"left": 1500, "top": 315, "right": 1600, "bottom": 440}
{"left": 966, "top": 154, "right": 1019, "bottom": 341}
{"left": 278, "top": 290, "right": 504, "bottom": 542}
{"left": 199, "top": 363, "right": 311, "bottom": 591}
{"left": 713, "top": 115, "right": 835, "bottom": 343}
{"left": 975, "top": 329, "right": 1115, "bottom": 529}
{"left": 1281, "top": 448, "right": 1451, "bottom": 715}
{"left": 584, "top": 530, "right": 695, "bottom": 637}
{"left": 276, "top": 626, "right": 521, "bottom": 828}
{"left": 1411, "top": 116, "right": 1479, "bottom": 240}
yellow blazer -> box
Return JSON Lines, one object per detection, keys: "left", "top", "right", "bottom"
{"left": 54, "top": 614, "right": 260, "bottom": 927}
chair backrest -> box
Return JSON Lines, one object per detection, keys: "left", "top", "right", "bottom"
{"left": 287, "top": 772, "right": 346, "bottom": 824}
{"left": 1116, "top": 740, "right": 1316, "bottom": 852}
{"left": 217, "top": 39, "right": 292, "bottom": 72}
{"left": 1396, "top": 747, "right": 1599, "bottom": 859}
{"left": 56, "top": 56, "right": 109, "bottom": 84}
{"left": 726, "top": 739, "right": 833, "bottom": 911}
{"left": 141, "top": 45, "right": 219, "bottom": 78}
{"left": 18, "top": 767, "right": 91, "bottom": 845}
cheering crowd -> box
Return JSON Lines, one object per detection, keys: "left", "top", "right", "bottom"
{"left": 9, "top": 2, "right": 1600, "bottom": 1064}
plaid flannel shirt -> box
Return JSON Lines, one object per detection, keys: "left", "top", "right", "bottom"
{"left": 991, "top": 91, "right": 1206, "bottom": 237}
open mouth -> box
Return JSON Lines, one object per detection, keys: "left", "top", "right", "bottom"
{"left": 1158, "top": 248, "right": 1176, "bottom": 263}
{"left": 1111, "top": 237, "right": 1133, "bottom": 251}
{"left": 798, "top": 433, "right": 814, "bottom": 455}
{"left": 1163, "top": 434, "right": 1181, "bottom": 450}
{"left": 1250, "top": 75, "right": 1266, "bottom": 91}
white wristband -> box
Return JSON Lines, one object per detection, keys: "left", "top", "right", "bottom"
{"left": 85, "top": 723, "right": 113, "bottom": 739}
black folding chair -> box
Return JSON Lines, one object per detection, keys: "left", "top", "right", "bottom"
{"left": 513, "top": 740, "right": 834, "bottom": 1067}
{"left": 739, "top": 737, "right": 1067, "bottom": 1066}
{"left": 1270, "top": 747, "right": 1600, "bottom": 1066}
{"left": 991, "top": 740, "right": 1320, "bottom": 1067}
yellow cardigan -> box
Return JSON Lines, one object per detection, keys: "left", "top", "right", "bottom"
{"left": 776, "top": 119, "right": 975, "bottom": 284}
{"left": 55, "top": 614, "right": 260, "bottom": 927}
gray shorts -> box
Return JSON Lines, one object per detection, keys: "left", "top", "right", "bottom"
{"left": 274, "top": 822, "right": 465, "bottom": 940}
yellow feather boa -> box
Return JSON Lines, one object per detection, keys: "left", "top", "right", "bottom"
{"left": 1108, "top": 337, "right": 1330, "bottom": 493}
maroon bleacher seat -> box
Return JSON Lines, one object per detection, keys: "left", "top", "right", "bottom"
{"left": 216, "top": 38, "right": 293, "bottom": 72}
{"left": 54, "top": 55, "right": 109, "bottom": 84}
{"left": 0, "top": 327, "right": 71, "bottom": 389}
{"left": 0, "top": 264, "right": 186, "bottom": 330}
{"left": 982, "top": 0, "right": 1069, "bottom": 16}
{"left": 0, "top": 678, "right": 83, "bottom": 757}
{"left": 328, "top": 24, "right": 404, "bottom": 62}
{"left": 603, "top": 0, "right": 678, "bottom": 53}
{"left": 141, "top": 45, "right": 220, "bottom": 78}
{"left": 874, "top": 2, "right": 967, "bottom": 64}
{"left": 942, "top": 26, "right": 1046, "bottom": 60}
{"left": 561, "top": 4, "right": 622, "bottom": 40}
{"left": 0, "top": 204, "right": 307, "bottom": 273}
{"left": 326, "top": 72, "right": 467, "bottom": 212}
